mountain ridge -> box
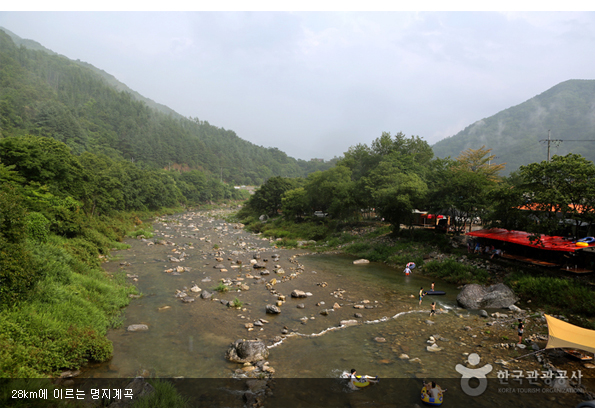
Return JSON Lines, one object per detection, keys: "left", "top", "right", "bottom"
{"left": 0, "top": 27, "right": 334, "bottom": 184}
{"left": 432, "top": 79, "right": 595, "bottom": 174}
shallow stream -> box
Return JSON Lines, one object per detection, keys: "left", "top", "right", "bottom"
{"left": 81, "top": 211, "right": 588, "bottom": 407}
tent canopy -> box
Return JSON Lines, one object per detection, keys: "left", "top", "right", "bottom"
{"left": 545, "top": 314, "right": 595, "bottom": 355}
{"left": 466, "top": 228, "right": 581, "bottom": 252}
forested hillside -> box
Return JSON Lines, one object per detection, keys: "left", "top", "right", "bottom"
{"left": 0, "top": 28, "right": 333, "bottom": 185}
{"left": 432, "top": 79, "right": 595, "bottom": 174}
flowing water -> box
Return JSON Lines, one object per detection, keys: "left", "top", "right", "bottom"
{"left": 81, "top": 212, "right": 589, "bottom": 407}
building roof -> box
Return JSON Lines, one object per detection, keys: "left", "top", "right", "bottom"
{"left": 466, "top": 228, "right": 585, "bottom": 252}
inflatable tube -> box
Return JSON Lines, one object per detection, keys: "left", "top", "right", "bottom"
{"left": 425, "top": 291, "right": 446, "bottom": 296}
{"left": 352, "top": 375, "right": 372, "bottom": 388}
{"left": 576, "top": 242, "right": 589, "bottom": 247}
{"left": 407, "top": 262, "right": 416, "bottom": 269}
{"left": 421, "top": 386, "right": 443, "bottom": 406}
{"left": 577, "top": 237, "right": 595, "bottom": 244}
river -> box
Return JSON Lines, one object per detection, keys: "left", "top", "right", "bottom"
{"left": 82, "top": 211, "right": 590, "bottom": 407}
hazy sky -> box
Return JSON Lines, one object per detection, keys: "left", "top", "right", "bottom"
{"left": 1, "top": 10, "right": 594, "bottom": 160}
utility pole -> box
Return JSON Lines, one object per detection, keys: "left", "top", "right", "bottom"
{"left": 539, "top": 130, "right": 562, "bottom": 162}
{"left": 539, "top": 131, "right": 595, "bottom": 162}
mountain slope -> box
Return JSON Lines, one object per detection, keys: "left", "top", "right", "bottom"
{"left": 0, "top": 28, "right": 333, "bottom": 184}
{"left": 432, "top": 79, "right": 595, "bottom": 174}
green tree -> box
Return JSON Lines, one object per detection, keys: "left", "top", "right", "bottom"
{"left": 517, "top": 153, "right": 595, "bottom": 238}
{"left": 281, "top": 188, "right": 309, "bottom": 220}
{"left": 363, "top": 159, "right": 427, "bottom": 231}
{"left": 304, "top": 166, "right": 356, "bottom": 219}
{"left": 247, "top": 176, "right": 303, "bottom": 217}
{"left": 428, "top": 147, "right": 504, "bottom": 233}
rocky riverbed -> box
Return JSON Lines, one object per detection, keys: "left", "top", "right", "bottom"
{"left": 86, "top": 209, "right": 594, "bottom": 407}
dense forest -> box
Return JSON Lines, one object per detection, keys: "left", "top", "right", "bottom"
{"left": 432, "top": 79, "right": 595, "bottom": 175}
{"left": 0, "top": 28, "right": 334, "bottom": 185}
{"left": 239, "top": 132, "right": 595, "bottom": 242}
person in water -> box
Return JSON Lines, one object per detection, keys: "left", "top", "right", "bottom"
{"left": 423, "top": 381, "right": 445, "bottom": 400}
{"left": 431, "top": 282, "right": 435, "bottom": 291}
{"left": 419, "top": 287, "right": 426, "bottom": 305}
{"left": 429, "top": 302, "right": 436, "bottom": 316}
{"left": 404, "top": 266, "right": 411, "bottom": 275}
{"left": 349, "top": 369, "right": 379, "bottom": 389}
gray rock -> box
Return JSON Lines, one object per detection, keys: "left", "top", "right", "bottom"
{"left": 296, "top": 303, "right": 305, "bottom": 309}
{"left": 266, "top": 304, "right": 281, "bottom": 314}
{"left": 291, "top": 290, "right": 307, "bottom": 298}
{"left": 479, "top": 310, "right": 488, "bottom": 318}
{"left": 226, "top": 339, "right": 269, "bottom": 363}
{"left": 354, "top": 313, "right": 363, "bottom": 318}
{"left": 253, "top": 261, "right": 267, "bottom": 269}
{"left": 457, "top": 283, "right": 518, "bottom": 309}
{"left": 200, "top": 290, "right": 212, "bottom": 299}
{"left": 127, "top": 324, "right": 149, "bottom": 332}
{"left": 214, "top": 263, "right": 226, "bottom": 269}
{"left": 181, "top": 297, "right": 195, "bottom": 303}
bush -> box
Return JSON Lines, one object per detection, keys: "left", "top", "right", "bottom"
{"left": 507, "top": 273, "right": 595, "bottom": 316}
{"left": 423, "top": 258, "right": 489, "bottom": 285}
{"left": 230, "top": 298, "right": 243, "bottom": 308}
{"left": 132, "top": 379, "right": 188, "bottom": 408}
{"left": 25, "top": 212, "right": 50, "bottom": 243}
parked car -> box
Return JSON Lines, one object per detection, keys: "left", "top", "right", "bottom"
{"left": 313, "top": 211, "right": 328, "bottom": 218}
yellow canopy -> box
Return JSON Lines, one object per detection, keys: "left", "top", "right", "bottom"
{"left": 545, "top": 314, "right": 595, "bottom": 354}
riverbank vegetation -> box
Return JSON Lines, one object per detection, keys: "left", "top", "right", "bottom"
{"left": 0, "top": 134, "right": 250, "bottom": 378}
{"left": 235, "top": 132, "right": 595, "bottom": 325}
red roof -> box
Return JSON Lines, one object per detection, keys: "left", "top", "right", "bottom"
{"left": 466, "top": 228, "right": 584, "bottom": 252}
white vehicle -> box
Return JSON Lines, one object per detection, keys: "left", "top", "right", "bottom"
{"left": 313, "top": 211, "right": 328, "bottom": 218}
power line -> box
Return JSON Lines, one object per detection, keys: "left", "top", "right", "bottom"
{"left": 539, "top": 130, "right": 595, "bottom": 162}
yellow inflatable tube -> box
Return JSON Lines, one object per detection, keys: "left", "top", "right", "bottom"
{"left": 421, "top": 386, "right": 443, "bottom": 406}
{"left": 352, "top": 375, "right": 371, "bottom": 388}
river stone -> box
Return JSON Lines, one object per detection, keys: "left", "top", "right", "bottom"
{"left": 253, "top": 261, "right": 267, "bottom": 269}
{"left": 457, "top": 283, "right": 518, "bottom": 309}
{"left": 340, "top": 320, "right": 359, "bottom": 326}
{"left": 291, "top": 290, "right": 307, "bottom": 298}
{"left": 226, "top": 339, "right": 269, "bottom": 363}
{"left": 190, "top": 285, "right": 201, "bottom": 293}
{"left": 200, "top": 290, "right": 212, "bottom": 299}
{"left": 479, "top": 310, "right": 488, "bottom": 318}
{"left": 181, "top": 297, "right": 195, "bottom": 303}
{"left": 127, "top": 324, "right": 149, "bottom": 332}
{"left": 427, "top": 343, "right": 442, "bottom": 352}
{"left": 353, "top": 259, "right": 370, "bottom": 265}
{"left": 266, "top": 304, "right": 281, "bottom": 314}
{"left": 214, "top": 264, "right": 226, "bottom": 269}
{"left": 296, "top": 303, "right": 305, "bottom": 309}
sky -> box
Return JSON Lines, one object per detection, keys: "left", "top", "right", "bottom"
{"left": 1, "top": 8, "right": 594, "bottom": 160}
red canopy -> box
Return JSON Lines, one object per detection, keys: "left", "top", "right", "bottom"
{"left": 466, "top": 228, "right": 581, "bottom": 252}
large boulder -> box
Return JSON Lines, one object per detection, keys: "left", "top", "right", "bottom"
{"left": 457, "top": 283, "right": 518, "bottom": 309}
{"left": 226, "top": 339, "right": 269, "bottom": 363}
